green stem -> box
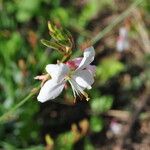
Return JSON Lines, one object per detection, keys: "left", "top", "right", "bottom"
{"left": 0, "top": 87, "right": 40, "bottom": 123}
{"left": 61, "top": 54, "right": 71, "bottom": 63}
{"left": 91, "top": 0, "right": 143, "bottom": 45}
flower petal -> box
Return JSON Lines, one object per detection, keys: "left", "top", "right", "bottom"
{"left": 46, "top": 63, "right": 69, "bottom": 83}
{"left": 73, "top": 69, "right": 94, "bottom": 90}
{"left": 86, "top": 65, "right": 96, "bottom": 76}
{"left": 37, "top": 79, "right": 65, "bottom": 103}
{"left": 76, "top": 46, "right": 95, "bottom": 70}
{"left": 66, "top": 57, "right": 82, "bottom": 69}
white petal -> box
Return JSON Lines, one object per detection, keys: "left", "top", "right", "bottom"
{"left": 37, "top": 79, "right": 65, "bottom": 103}
{"left": 46, "top": 63, "right": 69, "bottom": 83}
{"left": 116, "top": 40, "right": 129, "bottom": 52}
{"left": 119, "top": 27, "right": 128, "bottom": 38}
{"left": 73, "top": 69, "right": 94, "bottom": 90}
{"left": 76, "top": 46, "right": 95, "bottom": 70}
{"left": 116, "top": 40, "right": 124, "bottom": 52}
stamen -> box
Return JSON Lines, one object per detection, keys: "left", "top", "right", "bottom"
{"left": 82, "top": 91, "right": 90, "bottom": 101}
{"left": 68, "top": 79, "right": 90, "bottom": 102}
{"left": 68, "top": 80, "right": 77, "bottom": 101}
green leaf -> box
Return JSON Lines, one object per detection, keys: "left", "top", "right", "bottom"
{"left": 41, "top": 39, "right": 64, "bottom": 54}
{"left": 90, "top": 96, "right": 113, "bottom": 113}
{"left": 50, "top": 7, "right": 70, "bottom": 26}
{"left": 55, "top": 132, "right": 74, "bottom": 150}
{"left": 0, "top": 142, "right": 44, "bottom": 150}
{"left": 84, "top": 139, "right": 95, "bottom": 150}
{"left": 3, "top": 32, "right": 23, "bottom": 58}
{"left": 16, "top": 0, "right": 41, "bottom": 22}
{"left": 96, "top": 58, "right": 125, "bottom": 82}
{"left": 48, "top": 22, "right": 73, "bottom": 45}
{"left": 90, "top": 116, "right": 104, "bottom": 132}
{"left": 0, "top": 142, "right": 16, "bottom": 150}
{"left": 16, "top": 10, "right": 31, "bottom": 22}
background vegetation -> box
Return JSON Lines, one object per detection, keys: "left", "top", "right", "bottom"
{"left": 0, "top": 0, "right": 150, "bottom": 149}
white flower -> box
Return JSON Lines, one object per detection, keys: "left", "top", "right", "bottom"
{"left": 36, "top": 46, "right": 95, "bottom": 103}
{"left": 116, "top": 27, "right": 129, "bottom": 52}
{"left": 110, "top": 121, "right": 122, "bottom": 135}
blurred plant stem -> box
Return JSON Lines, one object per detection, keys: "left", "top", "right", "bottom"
{"left": 69, "top": 24, "right": 91, "bottom": 38}
{"left": 133, "top": 8, "right": 150, "bottom": 53}
{"left": 0, "top": 53, "right": 70, "bottom": 123}
{"left": 0, "top": 86, "right": 40, "bottom": 123}
{"left": 91, "top": 0, "right": 143, "bottom": 45}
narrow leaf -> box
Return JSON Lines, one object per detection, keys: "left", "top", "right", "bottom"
{"left": 41, "top": 39, "right": 64, "bottom": 54}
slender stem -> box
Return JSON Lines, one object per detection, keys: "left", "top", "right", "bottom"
{"left": 61, "top": 54, "right": 71, "bottom": 63}
{"left": 0, "top": 87, "right": 40, "bottom": 123}
{"left": 0, "top": 53, "right": 70, "bottom": 123}
{"left": 91, "top": 0, "right": 143, "bottom": 45}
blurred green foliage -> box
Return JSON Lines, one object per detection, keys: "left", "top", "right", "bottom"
{"left": 96, "top": 58, "right": 125, "bottom": 83}
{"left": 91, "top": 95, "right": 113, "bottom": 114}
{"left": 90, "top": 116, "right": 104, "bottom": 132}
{"left": 16, "top": 0, "right": 42, "bottom": 22}
{"left": 0, "top": 0, "right": 149, "bottom": 149}
{"left": 55, "top": 132, "right": 74, "bottom": 150}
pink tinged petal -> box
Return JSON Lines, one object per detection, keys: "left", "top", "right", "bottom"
{"left": 76, "top": 46, "right": 95, "bottom": 70}
{"left": 66, "top": 57, "right": 82, "bottom": 69}
{"left": 116, "top": 39, "right": 129, "bottom": 52}
{"left": 66, "top": 61, "right": 76, "bottom": 69}
{"left": 116, "top": 27, "right": 129, "bottom": 52}
{"left": 46, "top": 63, "right": 69, "bottom": 83}
{"left": 70, "top": 57, "right": 83, "bottom": 67}
{"left": 86, "top": 65, "right": 96, "bottom": 76}
{"left": 37, "top": 79, "right": 65, "bottom": 103}
{"left": 72, "top": 57, "right": 82, "bottom": 66}
{"left": 73, "top": 69, "right": 94, "bottom": 90}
